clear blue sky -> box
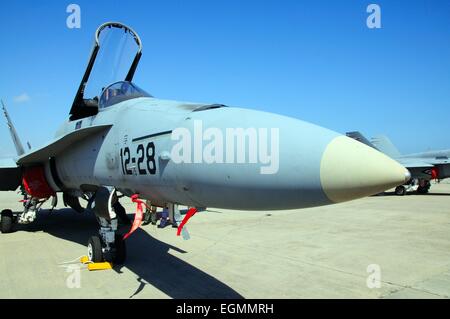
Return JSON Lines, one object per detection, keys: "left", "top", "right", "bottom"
{"left": 1, "top": 0, "right": 450, "bottom": 156}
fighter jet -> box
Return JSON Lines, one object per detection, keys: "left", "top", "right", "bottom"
{"left": 0, "top": 22, "right": 409, "bottom": 264}
{"left": 347, "top": 131, "right": 450, "bottom": 195}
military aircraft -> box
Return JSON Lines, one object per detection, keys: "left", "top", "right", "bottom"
{"left": 347, "top": 131, "right": 450, "bottom": 195}
{"left": 0, "top": 22, "right": 409, "bottom": 264}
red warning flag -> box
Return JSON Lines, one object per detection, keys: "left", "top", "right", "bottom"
{"left": 123, "top": 194, "right": 149, "bottom": 240}
{"left": 177, "top": 208, "right": 198, "bottom": 236}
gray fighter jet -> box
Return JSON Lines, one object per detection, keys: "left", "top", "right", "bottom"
{"left": 347, "top": 131, "right": 450, "bottom": 195}
{"left": 0, "top": 23, "right": 409, "bottom": 264}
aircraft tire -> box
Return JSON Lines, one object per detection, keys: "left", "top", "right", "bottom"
{"left": 1, "top": 210, "right": 14, "bottom": 233}
{"left": 113, "top": 234, "right": 126, "bottom": 264}
{"left": 394, "top": 186, "right": 406, "bottom": 196}
{"left": 88, "top": 235, "right": 104, "bottom": 263}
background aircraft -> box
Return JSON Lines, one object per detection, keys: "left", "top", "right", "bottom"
{"left": 0, "top": 22, "right": 409, "bottom": 264}
{"left": 347, "top": 131, "right": 450, "bottom": 195}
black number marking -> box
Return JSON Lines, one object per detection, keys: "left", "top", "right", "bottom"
{"left": 120, "top": 148, "right": 125, "bottom": 174}
{"left": 120, "top": 142, "right": 157, "bottom": 176}
{"left": 123, "top": 147, "right": 132, "bottom": 175}
{"left": 137, "top": 144, "right": 147, "bottom": 175}
{"left": 146, "top": 142, "right": 156, "bottom": 175}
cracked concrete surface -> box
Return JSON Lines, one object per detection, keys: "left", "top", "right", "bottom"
{"left": 0, "top": 182, "right": 449, "bottom": 298}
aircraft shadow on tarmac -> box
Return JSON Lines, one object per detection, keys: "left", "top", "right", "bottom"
{"left": 16, "top": 208, "right": 243, "bottom": 299}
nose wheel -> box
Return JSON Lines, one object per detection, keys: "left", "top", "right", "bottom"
{"left": 394, "top": 186, "right": 406, "bottom": 196}
{"left": 87, "top": 187, "right": 129, "bottom": 266}
{"left": 87, "top": 228, "right": 127, "bottom": 265}
{"left": 88, "top": 235, "right": 104, "bottom": 263}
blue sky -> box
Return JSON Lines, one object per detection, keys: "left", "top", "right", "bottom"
{"left": 1, "top": 0, "right": 450, "bottom": 156}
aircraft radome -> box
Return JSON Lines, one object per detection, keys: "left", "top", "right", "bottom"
{"left": 347, "top": 131, "right": 450, "bottom": 196}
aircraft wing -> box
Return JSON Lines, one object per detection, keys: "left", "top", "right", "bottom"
{"left": 0, "top": 157, "right": 21, "bottom": 191}
{"left": 17, "top": 124, "right": 112, "bottom": 165}
{"left": 398, "top": 158, "right": 434, "bottom": 169}
{"left": 426, "top": 157, "right": 450, "bottom": 166}
{"left": 433, "top": 160, "right": 450, "bottom": 166}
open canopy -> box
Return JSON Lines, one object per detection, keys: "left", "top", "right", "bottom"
{"left": 69, "top": 22, "right": 143, "bottom": 121}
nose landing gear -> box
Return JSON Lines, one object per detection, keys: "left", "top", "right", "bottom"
{"left": 88, "top": 187, "right": 127, "bottom": 266}
{"left": 417, "top": 180, "right": 431, "bottom": 194}
{"left": 1, "top": 193, "right": 57, "bottom": 233}
{"left": 394, "top": 185, "right": 406, "bottom": 196}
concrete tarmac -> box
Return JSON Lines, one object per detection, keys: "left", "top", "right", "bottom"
{"left": 0, "top": 183, "right": 449, "bottom": 299}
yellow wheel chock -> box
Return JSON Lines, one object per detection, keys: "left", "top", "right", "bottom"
{"left": 80, "top": 256, "right": 113, "bottom": 271}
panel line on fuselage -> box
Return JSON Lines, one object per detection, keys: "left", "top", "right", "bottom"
{"left": 132, "top": 130, "right": 173, "bottom": 143}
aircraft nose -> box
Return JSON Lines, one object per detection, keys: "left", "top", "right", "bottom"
{"left": 320, "top": 136, "right": 410, "bottom": 203}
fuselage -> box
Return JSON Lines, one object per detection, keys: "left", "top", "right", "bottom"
{"left": 48, "top": 96, "right": 409, "bottom": 210}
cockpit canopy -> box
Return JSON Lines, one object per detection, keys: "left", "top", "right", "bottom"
{"left": 69, "top": 22, "right": 143, "bottom": 121}
{"left": 99, "top": 81, "right": 152, "bottom": 109}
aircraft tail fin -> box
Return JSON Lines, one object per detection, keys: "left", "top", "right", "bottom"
{"left": 370, "top": 135, "right": 401, "bottom": 158}
{"left": 1, "top": 99, "right": 25, "bottom": 156}
{"left": 345, "top": 131, "right": 378, "bottom": 150}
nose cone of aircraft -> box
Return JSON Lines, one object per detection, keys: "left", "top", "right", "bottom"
{"left": 161, "top": 106, "right": 410, "bottom": 210}
{"left": 320, "top": 136, "right": 410, "bottom": 203}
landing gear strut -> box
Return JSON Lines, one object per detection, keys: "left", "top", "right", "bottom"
{"left": 417, "top": 180, "right": 431, "bottom": 194}
{"left": 113, "top": 201, "right": 131, "bottom": 226}
{"left": 1, "top": 193, "right": 57, "bottom": 233}
{"left": 142, "top": 200, "right": 158, "bottom": 226}
{"left": 19, "top": 197, "right": 41, "bottom": 224}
